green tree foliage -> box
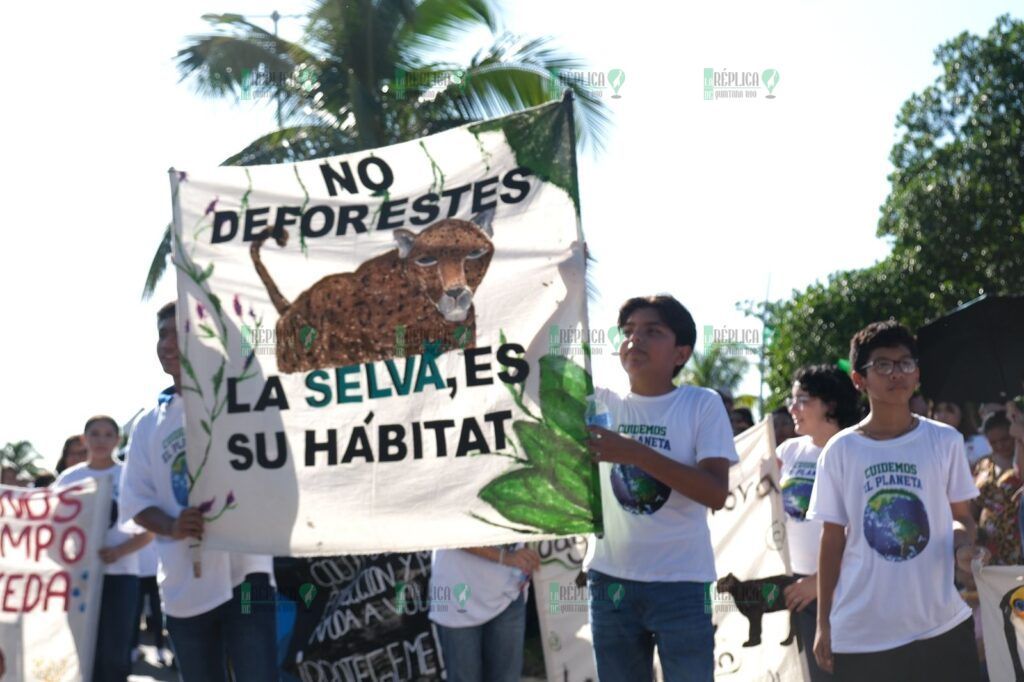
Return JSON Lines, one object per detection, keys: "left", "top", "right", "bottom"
{"left": 750, "top": 15, "right": 1024, "bottom": 407}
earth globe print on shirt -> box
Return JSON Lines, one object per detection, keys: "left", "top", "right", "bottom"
{"left": 782, "top": 477, "right": 815, "bottom": 521}
{"left": 863, "top": 489, "right": 930, "bottom": 561}
{"left": 611, "top": 464, "right": 671, "bottom": 515}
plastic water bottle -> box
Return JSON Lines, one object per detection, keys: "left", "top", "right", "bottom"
{"left": 586, "top": 396, "right": 612, "bottom": 429}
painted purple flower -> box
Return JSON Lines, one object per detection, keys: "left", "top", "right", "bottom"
{"left": 204, "top": 197, "right": 219, "bottom": 216}
{"left": 243, "top": 350, "right": 256, "bottom": 372}
{"left": 233, "top": 294, "right": 243, "bottom": 318}
{"left": 248, "top": 307, "right": 256, "bottom": 320}
{"left": 197, "top": 497, "right": 215, "bottom": 514}
{"left": 196, "top": 303, "right": 206, "bottom": 320}
{"left": 177, "top": 171, "right": 188, "bottom": 182}
{"left": 225, "top": 491, "right": 236, "bottom": 507}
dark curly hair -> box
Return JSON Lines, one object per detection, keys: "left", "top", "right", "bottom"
{"left": 793, "top": 364, "right": 862, "bottom": 428}
{"left": 849, "top": 320, "right": 918, "bottom": 374}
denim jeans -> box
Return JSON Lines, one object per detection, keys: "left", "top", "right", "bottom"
{"left": 94, "top": 574, "right": 139, "bottom": 682}
{"left": 165, "top": 572, "right": 278, "bottom": 682}
{"left": 436, "top": 592, "right": 526, "bottom": 682}
{"left": 132, "top": 576, "right": 165, "bottom": 649}
{"left": 588, "top": 569, "right": 714, "bottom": 682}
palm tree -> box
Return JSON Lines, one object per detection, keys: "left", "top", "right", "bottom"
{"left": 144, "top": 0, "right": 611, "bottom": 298}
{"left": 0, "top": 441, "right": 44, "bottom": 479}
{"left": 679, "top": 345, "right": 749, "bottom": 395}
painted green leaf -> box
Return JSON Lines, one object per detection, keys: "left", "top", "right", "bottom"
{"left": 211, "top": 361, "right": 225, "bottom": 396}
{"left": 540, "top": 355, "right": 593, "bottom": 403}
{"left": 197, "top": 263, "right": 214, "bottom": 283}
{"left": 513, "top": 421, "right": 594, "bottom": 509}
{"left": 539, "top": 355, "right": 593, "bottom": 442}
{"left": 468, "top": 100, "right": 578, "bottom": 213}
{"left": 479, "top": 468, "right": 594, "bottom": 534}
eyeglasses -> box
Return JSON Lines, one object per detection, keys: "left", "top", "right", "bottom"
{"left": 861, "top": 358, "right": 919, "bottom": 376}
{"left": 785, "top": 396, "right": 815, "bottom": 409}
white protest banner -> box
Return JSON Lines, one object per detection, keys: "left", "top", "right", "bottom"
{"left": 0, "top": 478, "right": 109, "bottom": 680}
{"left": 975, "top": 564, "right": 1024, "bottom": 681}
{"left": 534, "top": 536, "right": 597, "bottom": 682}
{"left": 708, "top": 419, "right": 806, "bottom": 681}
{"left": 169, "top": 97, "right": 602, "bottom": 556}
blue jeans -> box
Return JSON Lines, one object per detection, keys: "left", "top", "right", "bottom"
{"left": 588, "top": 569, "right": 714, "bottom": 682}
{"left": 436, "top": 592, "right": 526, "bottom": 682}
{"left": 94, "top": 574, "right": 139, "bottom": 682}
{"left": 165, "top": 573, "right": 278, "bottom": 682}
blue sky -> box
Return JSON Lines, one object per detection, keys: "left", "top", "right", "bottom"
{"left": 0, "top": 0, "right": 1018, "bottom": 469}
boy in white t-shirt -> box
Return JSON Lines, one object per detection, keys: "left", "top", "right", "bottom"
{"left": 585, "top": 295, "right": 738, "bottom": 682}
{"left": 120, "top": 302, "right": 277, "bottom": 682}
{"left": 56, "top": 415, "right": 153, "bottom": 682}
{"left": 808, "top": 320, "right": 982, "bottom": 681}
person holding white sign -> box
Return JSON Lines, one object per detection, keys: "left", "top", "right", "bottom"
{"left": 56, "top": 415, "right": 154, "bottom": 682}
{"left": 120, "top": 302, "right": 277, "bottom": 682}
{"left": 585, "top": 295, "right": 739, "bottom": 682}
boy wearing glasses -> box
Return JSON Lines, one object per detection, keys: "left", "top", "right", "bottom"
{"left": 807, "top": 320, "right": 982, "bottom": 681}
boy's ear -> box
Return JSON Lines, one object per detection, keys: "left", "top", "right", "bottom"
{"left": 851, "top": 370, "right": 867, "bottom": 393}
{"left": 676, "top": 345, "right": 694, "bottom": 368}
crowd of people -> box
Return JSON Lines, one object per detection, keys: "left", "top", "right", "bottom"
{"left": 9, "top": 293, "right": 1024, "bottom": 682}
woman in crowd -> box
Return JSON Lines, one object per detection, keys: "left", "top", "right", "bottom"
{"left": 778, "top": 364, "right": 861, "bottom": 681}
{"left": 973, "top": 411, "right": 1022, "bottom": 565}
{"left": 55, "top": 434, "right": 89, "bottom": 474}
{"left": 56, "top": 416, "right": 154, "bottom": 682}
{"left": 932, "top": 401, "right": 991, "bottom": 468}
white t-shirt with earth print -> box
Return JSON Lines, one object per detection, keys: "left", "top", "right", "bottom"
{"left": 778, "top": 436, "right": 824, "bottom": 576}
{"left": 807, "top": 417, "right": 978, "bottom": 653}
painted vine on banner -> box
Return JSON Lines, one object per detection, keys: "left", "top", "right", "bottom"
{"left": 170, "top": 98, "right": 602, "bottom": 555}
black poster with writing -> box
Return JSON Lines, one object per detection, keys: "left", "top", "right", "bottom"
{"left": 276, "top": 553, "right": 444, "bottom": 681}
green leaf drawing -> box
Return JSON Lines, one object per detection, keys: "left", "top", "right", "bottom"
{"left": 513, "top": 422, "right": 593, "bottom": 509}
{"left": 477, "top": 350, "right": 603, "bottom": 535}
{"left": 539, "top": 355, "right": 592, "bottom": 443}
{"left": 478, "top": 469, "right": 593, "bottom": 534}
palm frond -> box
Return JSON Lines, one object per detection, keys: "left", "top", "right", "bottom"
{"left": 222, "top": 125, "right": 364, "bottom": 165}
{"left": 142, "top": 223, "right": 173, "bottom": 300}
